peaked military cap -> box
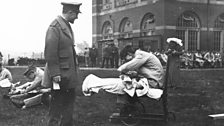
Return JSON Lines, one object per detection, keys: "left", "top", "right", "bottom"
{"left": 61, "top": 1, "right": 82, "bottom": 13}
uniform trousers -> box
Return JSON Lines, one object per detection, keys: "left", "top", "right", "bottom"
{"left": 47, "top": 88, "right": 75, "bottom": 126}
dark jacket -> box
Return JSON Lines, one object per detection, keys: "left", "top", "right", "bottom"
{"left": 102, "top": 46, "right": 110, "bottom": 58}
{"left": 44, "top": 16, "right": 80, "bottom": 89}
{"left": 89, "top": 48, "right": 98, "bottom": 58}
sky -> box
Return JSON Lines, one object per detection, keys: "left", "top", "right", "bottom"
{"left": 0, "top": 0, "right": 92, "bottom": 60}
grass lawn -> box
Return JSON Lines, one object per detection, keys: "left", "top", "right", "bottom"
{"left": 0, "top": 67, "right": 224, "bottom": 126}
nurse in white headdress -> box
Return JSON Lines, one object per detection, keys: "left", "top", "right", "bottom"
{"left": 165, "top": 38, "right": 184, "bottom": 88}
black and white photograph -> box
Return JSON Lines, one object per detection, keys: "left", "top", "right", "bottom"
{"left": 0, "top": 0, "right": 224, "bottom": 126}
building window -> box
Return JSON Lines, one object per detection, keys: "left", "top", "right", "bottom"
{"left": 210, "top": 0, "right": 224, "bottom": 5}
{"left": 102, "top": 0, "right": 112, "bottom": 10}
{"left": 214, "top": 31, "right": 221, "bottom": 51}
{"left": 119, "top": 17, "right": 133, "bottom": 38}
{"left": 103, "top": 0, "right": 111, "bottom": 4}
{"left": 213, "top": 13, "right": 224, "bottom": 51}
{"left": 102, "top": 21, "right": 113, "bottom": 40}
{"left": 176, "top": 11, "right": 201, "bottom": 51}
{"left": 115, "top": 0, "right": 138, "bottom": 7}
{"left": 177, "top": 0, "right": 208, "bottom": 3}
{"left": 140, "top": 13, "right": 155, "bottom": 36}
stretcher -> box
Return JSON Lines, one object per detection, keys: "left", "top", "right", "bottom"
{"left": 109, "top": 56, "right": 176, "bottom": 126}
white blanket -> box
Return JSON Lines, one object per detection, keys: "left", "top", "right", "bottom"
{"left": 82, "top": 74, "right": 126, "bottom": 96}
{"left": 82, "top": 74, "right": 163, "bottom": 99}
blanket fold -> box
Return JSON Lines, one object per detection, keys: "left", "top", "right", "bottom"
{"left": 82, "top": 74, "right": 163, "bottom": 99}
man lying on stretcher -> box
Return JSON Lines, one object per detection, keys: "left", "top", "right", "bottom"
{"left": 82, "top": 45, "right": 164, "bottom": 116}
{"left": 83, "top": 45, "right": 164, "bottom": 98}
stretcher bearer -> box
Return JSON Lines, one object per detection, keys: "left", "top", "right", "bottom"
{"left": 116, "top": 45, "right": 164, "bottom": 112}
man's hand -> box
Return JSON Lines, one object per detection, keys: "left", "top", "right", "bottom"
{"left": 172, "top": 50, "right": 177, "bottom": 54}
{"left": 53, "top": 76, "right": 61, "bottom": 83}
{"left": 39, "top": 88, "right": 51, "bottom": 93}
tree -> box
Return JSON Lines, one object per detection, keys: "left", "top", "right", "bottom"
{"left": 8, "top": 58, "right": 15, "bottom": 66}
{"left": 76, "top": 41, "right": 90, "bottom": 56}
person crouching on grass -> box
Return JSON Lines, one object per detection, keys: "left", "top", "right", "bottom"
{"left": 9, "top": 65, "right": 51, "bottom": 109}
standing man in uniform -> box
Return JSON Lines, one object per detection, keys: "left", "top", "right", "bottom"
{"left": 84, "top": 47, "right": 90, "bottom": 67}
{"left": 110, "top": 43, "right": 119, "bottom": 68}
{"left": 101, "top": 43, "right": 110, "bottom": 68}
{"left": 44, "top": 1, "right": 82, "bottom": 126}
{"left": 89, "top": 44, "right": 98, "bottom": 67}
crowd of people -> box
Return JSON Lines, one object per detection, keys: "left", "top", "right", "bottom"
{"left": 83, "top": 42, "right": 224, "bottom": 70}
{"left": 101, "top": 43, "right": 119, "bottom": 68}
{"left": 83, "top": 42, "right": 119, "bottom": 68}
{"left": 153, "top": 50, "right": 223, "bottom": 69}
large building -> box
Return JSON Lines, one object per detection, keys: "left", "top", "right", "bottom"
{"left": 93, "top": 0, "right": 224, "bottom": 55}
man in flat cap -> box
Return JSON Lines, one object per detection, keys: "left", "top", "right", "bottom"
{"left": 43, "top": 1, "right": 82, "bottom": 126}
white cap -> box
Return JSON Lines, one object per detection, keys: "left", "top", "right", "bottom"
{"left": 167, "top": 38, "right": 183, "bottom": 46}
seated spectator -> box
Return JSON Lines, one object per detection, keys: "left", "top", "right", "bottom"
{"left": 194, "top": 51, "right": 205, "bottom": 68}
{"left": 185, "top": 51, "right": 194, "bottom": 69}
{"left": 204, "top": 51, "right": 215, "bottom": 68}
{"left": 180, "top": 51, "right": 187, "bottom": 68}
{"left": 9, "top": 65, "right": 51, "bottom": 109}
{"left": 214, "top": 51, "right": 222, "bottom": 68}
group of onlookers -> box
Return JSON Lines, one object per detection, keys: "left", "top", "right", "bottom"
{"left": 153, "top": 50, "right": 223, "bottom": 69}
{"left": 180, "top": 51, "right": 223, "bottom": 69}
{"left": 84, "top": 45, "right": 98, "bottom": 67}
{"left": 83, "top": 43, "right": 120, "bottom": 68}
{"left": 101, "top": 43, "right": 119, "bottom": 68}
{"left": 84, "top": 42, "right": 224, "bottom": 69}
